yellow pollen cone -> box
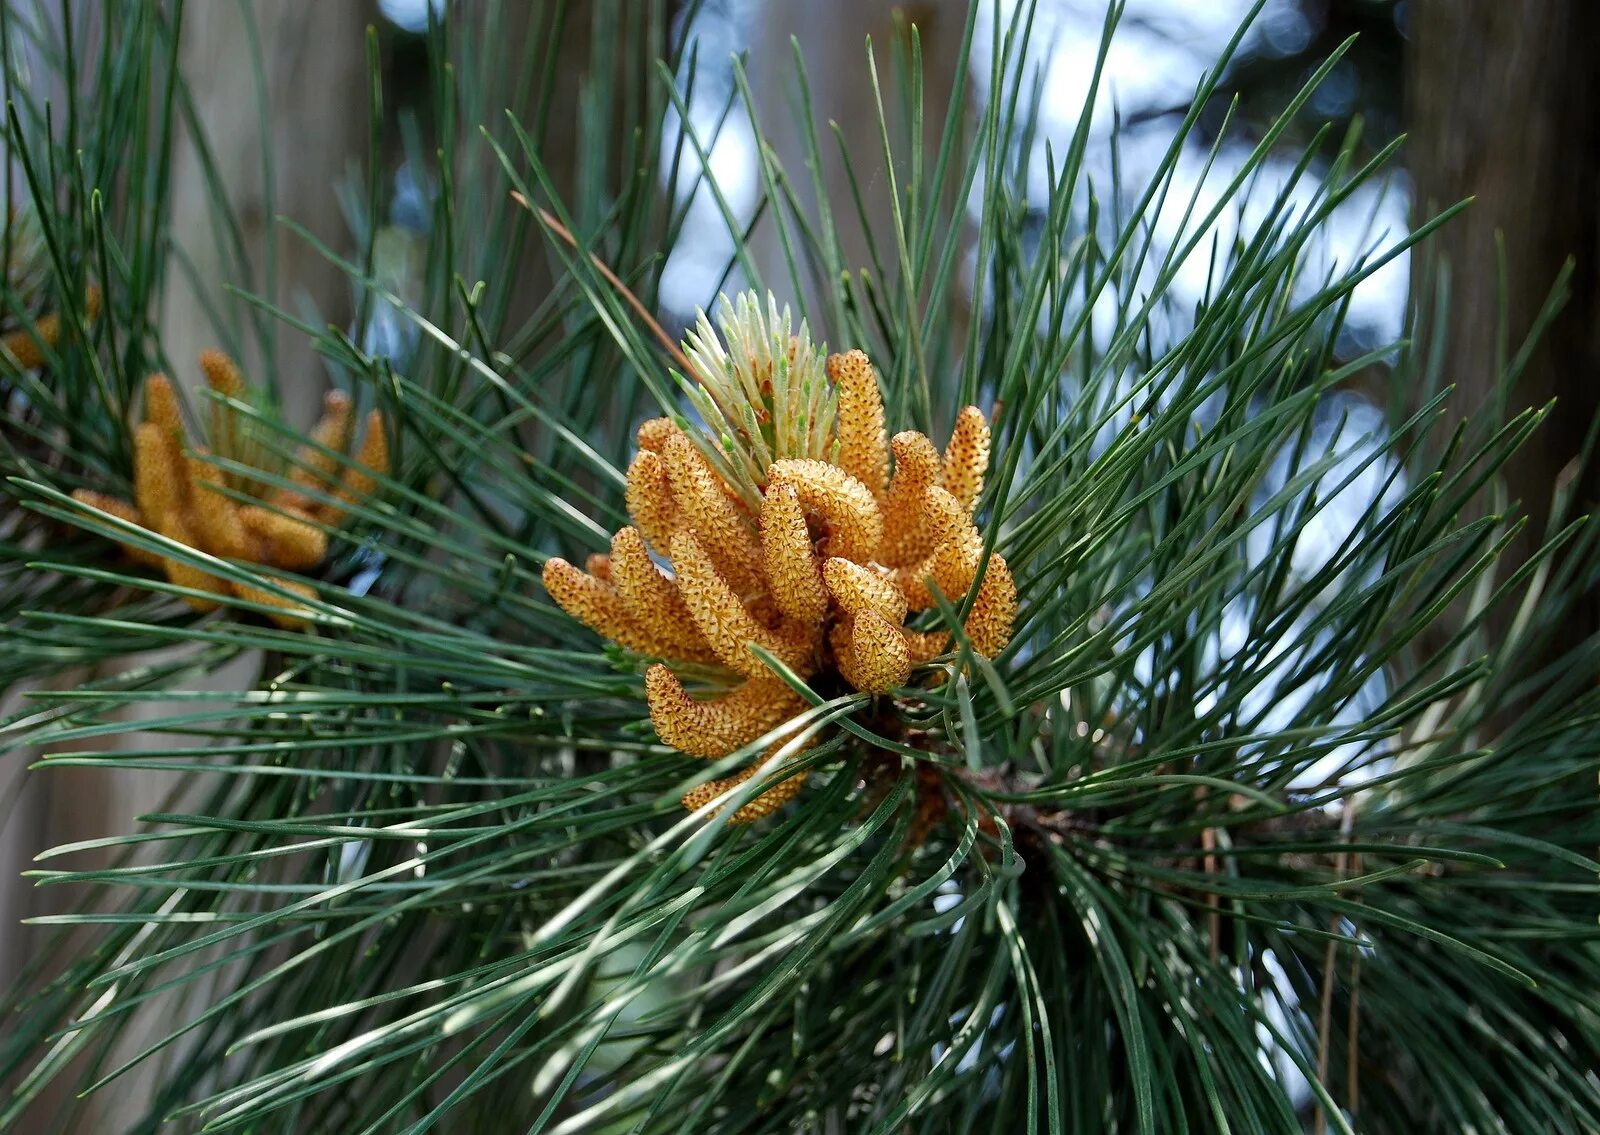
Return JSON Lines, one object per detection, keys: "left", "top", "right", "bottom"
{"left": 542, "top": 556, "right": 686, "bottom": 659}
{"left": 822, "top": 557, "right": 907, "bottom": 623}
{"left": 669, "top": 531, "right": 814, "bottom": 679}
{"left": 760, "top": 481, "right": 828, "bottom": 626}
{"left": 766, "top": 458, "right": 882, "bottom": 564}
{"left": 965, "top": 553, "right": 1017, "bottom": 659}
{"left": 847, "top": 610, "right": 912, "bottom": 692}
{"left": 941, "top": 405, "right": 991, "bottom": 510}
{"left": 184, "top": 449, "right": 253, "bottom": 561}
{"left": 143, "top": 374, "right": 184, "bottom": 437}
{"left": 663, "top": 435, "right": 765, "bottom": 594}
{"left": 636, "top": 416, "right": 681, "bottom": 452}
{"left": 610, "top": 527, "right": 716, "bottom": 661}
{"left": 827, "top": 349, "right": 888, "bottom": 499}
{"left": 277, "top": 391, "right": 354, "bottom": 510}
{"left": 625, "top": 449, "right": 679, "bottom": 555}
{"left": 681, "top": 749, "right": 807, "bottom": 825}
{"left": 239, "top": 505, "right": 328, "bottom": 570}
{"left": 881, "top": 431, "right": 942, "bottom": 566}
{"left": 69, "top": 490, "right": 163, "bottom": 568}
{"left": 645, "top": 665, "right": 804, "bottom": 758}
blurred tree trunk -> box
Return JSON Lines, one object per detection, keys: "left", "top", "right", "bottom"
{"left": 751, "top": 0, "right": 966, "bottom": 348}
{"left": 8, "top": 2, "right": 641, "bottom": 1128}
{"left": 162, "top": 0, "right": 371, "bottom": 419}
{"left": 146, "top": 0, "right": 371, "bottom": 877}
{"left": 3, "top": 5, "right": 370, "bottom": 1130}
{"left": 456, "top": 0, "right": 668, "bottom": 352}
{"left": 1408, "top": 0, "right": 1600, "bottom": 658}
{"left": 123, "top": 4, "right": 369, "bottom": 1117}
{"left": 456, "top": 1, "right": 583, "bottom": 340}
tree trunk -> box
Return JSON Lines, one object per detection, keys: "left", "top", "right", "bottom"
{"left": 2, "top": 5, "right": 371, "bottom": 1129}
{"left": 750, "top": 0, "right": 966, "bottom": 345}
{"left": 1407, "top": 0, "right": 1600, "bottom": 658}
{"left": 455, "top": 0, "right": 667, "bottom": 351}
{"left": 162, "top": 0, "right": 372, "bottom": 419}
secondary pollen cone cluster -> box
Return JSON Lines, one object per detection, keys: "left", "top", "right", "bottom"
{"left": 542, "top": 345, "right": 1016, "bottom": 824}
{"left": 72, "top": 351, "right": 388, "bottom": 628}
{"left": 2, "top": 287, "right": 102, "bottom": 371}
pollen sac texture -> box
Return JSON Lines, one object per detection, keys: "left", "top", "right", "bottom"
{"left": 542, "top": 351, "right": 1016, "bottom": 824}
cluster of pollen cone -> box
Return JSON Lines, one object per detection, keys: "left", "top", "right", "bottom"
{"left": 543, "top": 348, "right": 1016, "bottom": 824}
{"left": 2, "top": 287, "right": 101, "bottom": 371}
{"left": 72, "top": 351, "right": 388, "bottom": 628}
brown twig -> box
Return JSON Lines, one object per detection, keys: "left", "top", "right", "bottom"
{"left": 510, "top": 191, "right": 698, "bottom": 377}
{"left": 1346, "top": 900, "right": 1363, "bottom": 1124}
{"left": 1201, "top": 815, "right": 1222, "bottom": 967}
{"left": 1314, "top": 803, "right": 1359, "bottom": 1135}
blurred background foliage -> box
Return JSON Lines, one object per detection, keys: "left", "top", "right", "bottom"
{"left": 1, "top": 0, "right": 1596, "bottom": 1132}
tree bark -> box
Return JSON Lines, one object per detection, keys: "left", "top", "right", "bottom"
{"left": 751, "top": 0, "right": 966, "bottom": 342}
{"left": 455, "top": 0, "right": 667, "bottom": 351}
{"left": 2, "top": 5, "right": 370, "bottom": 1129}
{"left": 162, "top": 0, "right": 371, "bottom": 420}
{"left": 1408, "top": 0, "right": 1600, "bottom": 655}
